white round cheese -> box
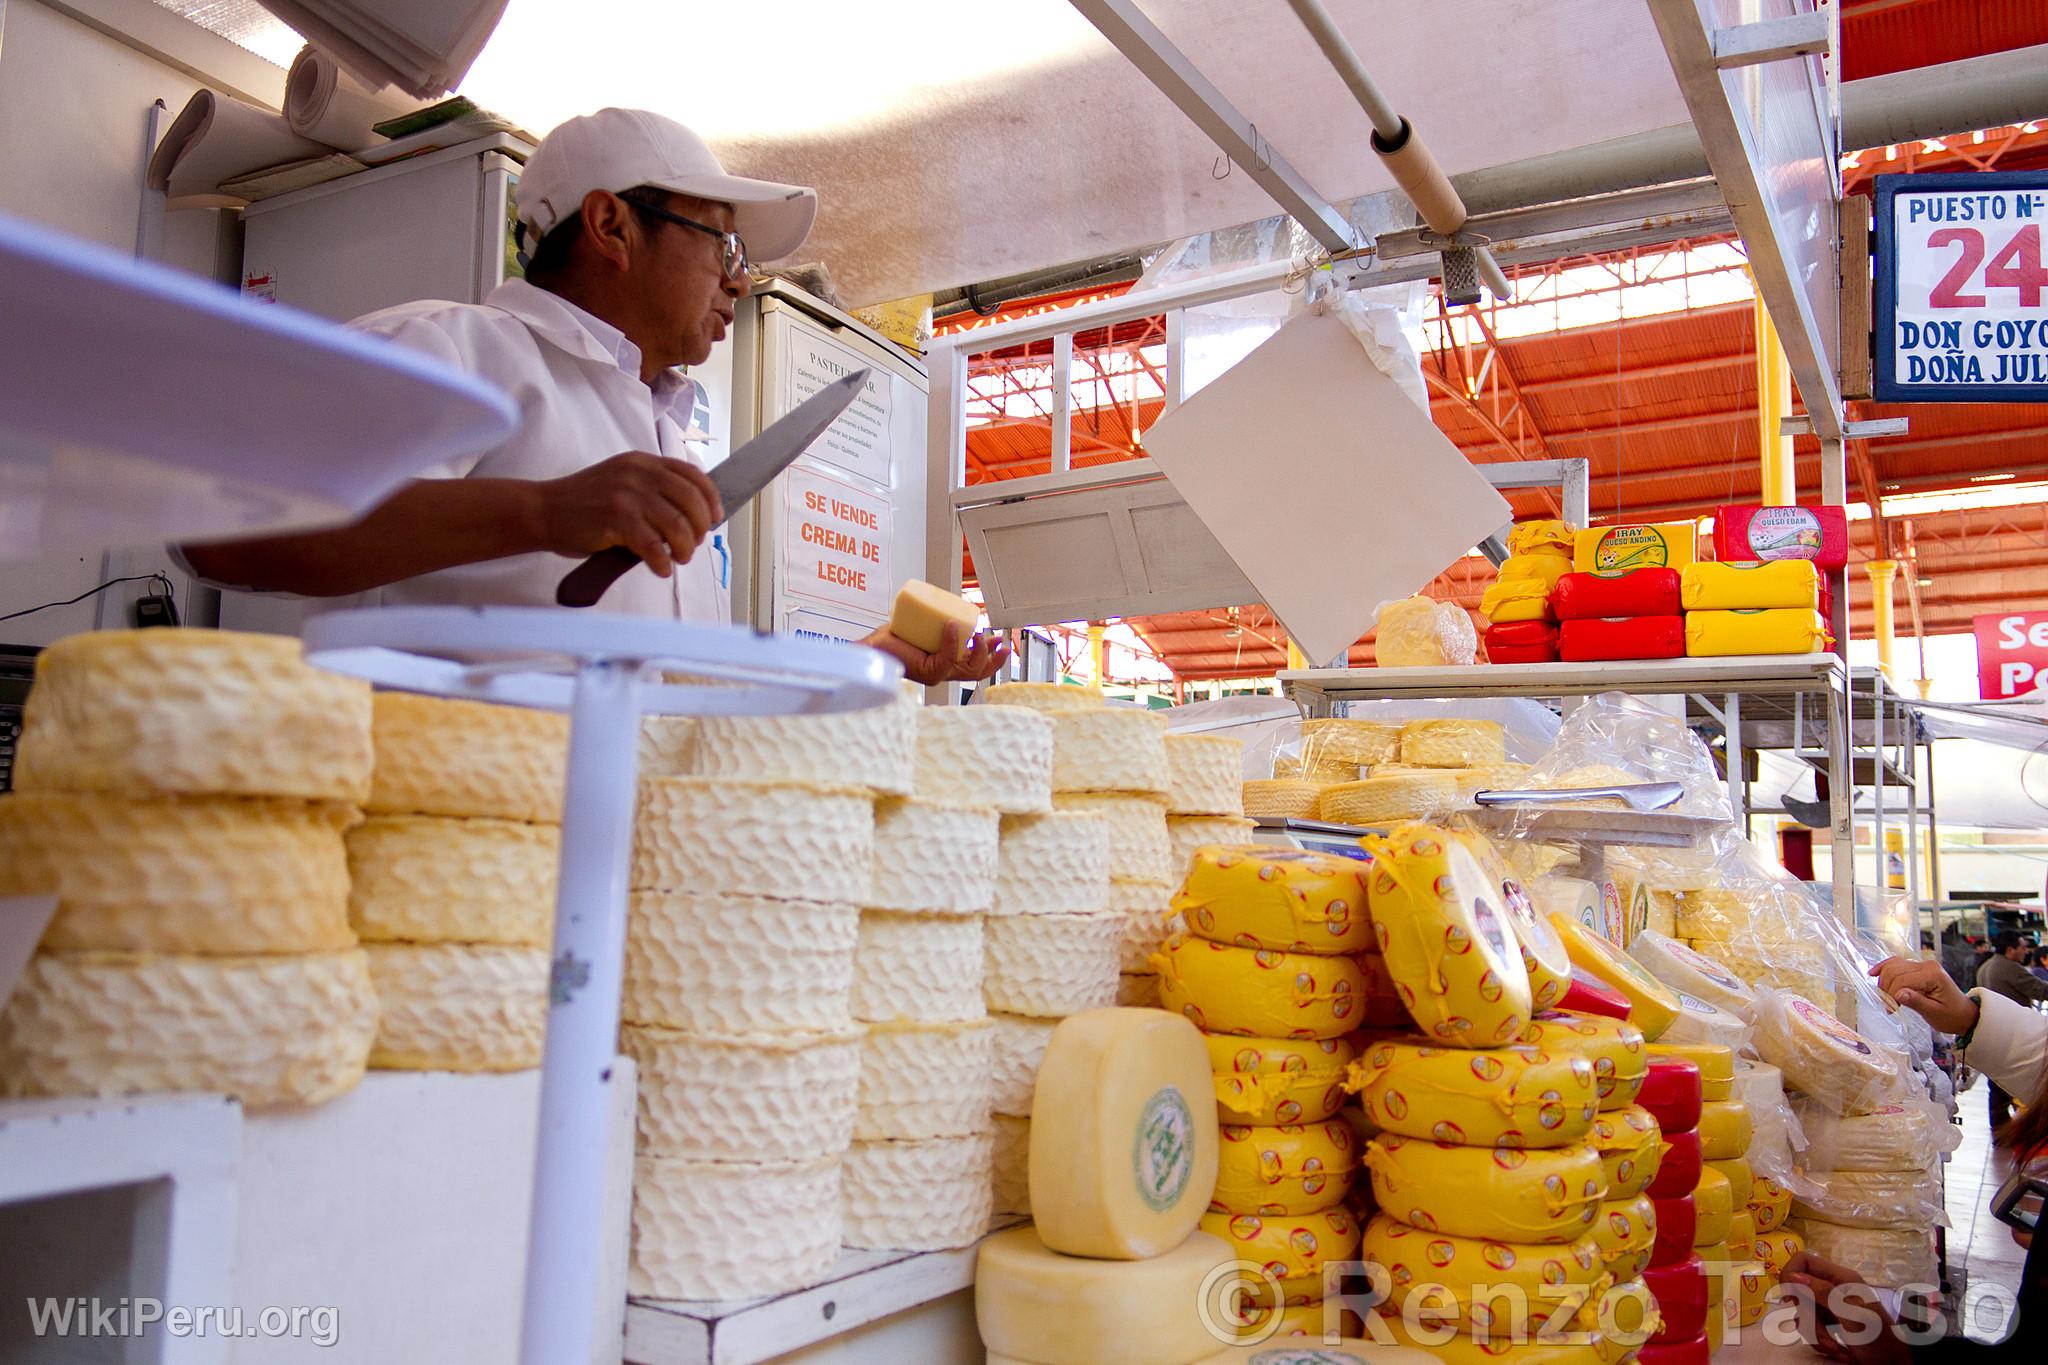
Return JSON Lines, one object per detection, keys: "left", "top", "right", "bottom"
{"left": 624, "top": 892, "right": 858, "bottom": 1033}
{"left": 992, "top": 1113, "right": 1031, "bottom": 1216}
{"left": 867, "top": 797, "right": 999, "bottom": 914}
{"left": 1050, "top": 707, "right": 1170, "bottom": 794}
{"left": 0, "top": 948, "right": 376, "bottom": 1107}
{"left": 992, "top": 810, "right": 1110, "bottom": 917}
{"left": 1628, "top": 931, "right": 1755, "bottom": 1019}
{"left": 1241, "top": 780, "right": 1324, "bottom": 819}
{"left": 623, "top": 1023, "right": 862, "bottom": 1161}
{"left": 1752, "top": 991, "right": 1903, "bottom": 1116}
{"left": 913, "top": 705, "right": 1053, "bottom": 813}
{"left": 842, "top": 1133, "right": 995, "bottom": 1251}
{"left": 989, "top": 1013, "right": 1059, "bottom": 1116}
{"left": 1658, "top": 991, "right": 1753, "bottom": 1052}
{"left": 363, "top": 942, "right": 547, "bottom": 1072}
{"left": 984, "top": 909, "right": 1125, "bottom": 1017}
{"left": 1112, "top": 878, "right": 1176, "bottom": 973}
{"left": 1301, "top": 718, "right": 1401, "bottom": 767}
{"left": 985, "top": 681, "right": 1105, "bottom": 712}
{"left": 368, "top": 691, "right": 566, "bottom": 823}
{"left": 636, "top": 715, "right": 698, "bottom": 777}
{"left": 855, "top": 1017, "right": 995, "bottom": 1140}
{"left": 347, "top": 813, "right": 557, "bottom": 947}
{"left": 1318, "top": 772, "right": 1460, "bottom": 826}
{"left": 1052, "top": 792, "right": 1171, "bottom": 883}
{"left": 629, "top": 1154, "right": 840, "bottom": 1300}
{"left": 691, "top": 693, "right": 915, "bottom": 794}
{"left": 1166, "top": 816, "right": 1258, "bottom": 884}
{"left": 974, "top": 1224, "right": 1236, "bottom": 1365}
{"left": 852, "top": 910, "right": 986, "bottom": 1024}
{"left": 1791, "top": 1219, "right": 1938, "bottom": 1291}
{"left": 1028, "top": 1007, "right": 1218, "bottom": 1259}
{"left": 14, "top": 628, "right": 373, "bottom": 803}
{"left": 632, "top": 777, "right": 874, "bottom": 903}
{"left": 1, "top": 790, "right": 356, "bottom": 955}
{"left": 1165, "top": 734, "right": 1245, "bottom": 815}
{"left": 1398, "top": 718, "right": 1507, "bottom": 768}
{"left": 1789, "top": 1167, "right": 1941, "bottom": 1230}
{"left": 1795, "top": 1100, "right": 1953, "bottom": 1173}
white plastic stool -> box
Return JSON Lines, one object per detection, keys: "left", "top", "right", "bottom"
{"left": 302, "top": 606, "right": 900, "bottom": 1365}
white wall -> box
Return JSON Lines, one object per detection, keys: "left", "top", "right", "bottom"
{"left": 0, "top": 0, "right": 277, "bottom": 645}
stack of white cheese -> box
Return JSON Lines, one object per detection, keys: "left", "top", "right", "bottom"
{"left": 622, "top": 696, "right": 900, "bottom": 1298}
{"left": 0, "top": 630, "right": 380, "bottom": 1108}
{"left": 349, "top": 692, "right": 564, "bottom": 1072}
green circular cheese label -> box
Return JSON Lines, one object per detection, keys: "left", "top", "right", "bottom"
{"left": 1249, "top": 1351, "right": 1368, "bottom": 1365}
{"left": 1133, "top": 1086, "right": 1196, "bottom": 1212}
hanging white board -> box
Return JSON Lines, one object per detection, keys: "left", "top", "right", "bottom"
{"left": 1144, "top": 310, "right": 1510, "bottom": 664}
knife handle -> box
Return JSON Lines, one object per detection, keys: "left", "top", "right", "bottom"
{"left": 555, "top": 546, "right": 642, "bottom": 608}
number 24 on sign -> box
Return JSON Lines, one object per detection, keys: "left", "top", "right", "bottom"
{"left": 1925, "top": 224, "right": 2048, "bottom": 308}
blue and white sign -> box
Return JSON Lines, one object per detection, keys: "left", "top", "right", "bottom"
{"left": 1874, "top": 171, "right": 2048, "bottom": 403}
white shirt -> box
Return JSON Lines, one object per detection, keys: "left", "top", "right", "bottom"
{"left": 328, "top": 279, "right": 730, "bottom": 622}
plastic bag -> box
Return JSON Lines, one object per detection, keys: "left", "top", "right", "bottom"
{"left": 1789, "top": 1166, "right": 1947, "bottom": 1231}
{"left": 1374, "top": 596, "right": 1477, "bottom": 667}
{"left": 1750, "top": 988, "right": 1914, "bottom": 1118}
{"left": 1735, "top": 1058, "right": 1819, "bottom": 1200}
{"left": 1793, "top": 1096, "right": 1961, "bottom": 1174}
{"left": 1790, "top": 1219, "right": 1939, "bottom": 1292}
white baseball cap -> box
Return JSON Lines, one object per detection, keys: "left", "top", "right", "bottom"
{"left": 517, "top": 107, "right": 818, "bottom": 262}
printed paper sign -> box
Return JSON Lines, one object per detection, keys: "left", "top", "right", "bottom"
{"left": 784, "top": 466, "right": 892, "bottom": 617}
{"left": 786, "top": 332, "right": 893, "bottom": 485}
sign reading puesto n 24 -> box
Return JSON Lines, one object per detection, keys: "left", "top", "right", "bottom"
{"left": 1875, "top": 171, "right": 2048, "bottom": 403}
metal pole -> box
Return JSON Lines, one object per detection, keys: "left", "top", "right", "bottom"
{"left": 1925, "top": 739, "right": 1944, "bottom": 913}
{"left": 1828, "top": 671, "right": 1854, "bottom": 927}
{"left": 1725, "top": 690, "right": 1744, "bottom": 839}
{"left": 520, "top": 659, "right": 642, "bottom": 1365}
{"left": 1051, "top": 331, "right": 1074, "bottom": 474}
{"left": 1872, "top": 676, "right": 1887, "bottom": 932}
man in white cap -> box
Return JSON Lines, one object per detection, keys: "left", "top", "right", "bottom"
{"left": 184, "top": 108, "right": 1006, "bottom": 685}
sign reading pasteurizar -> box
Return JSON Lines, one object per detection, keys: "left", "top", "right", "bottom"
{"left": 1974, "top": 610, "right": 2048, "bottom": 699}
{"left": 1874, "top": 171, "right": 2048, "bottom": 404}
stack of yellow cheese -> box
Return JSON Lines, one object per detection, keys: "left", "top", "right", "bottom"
{"left": 0, "top": 630, "right": 379, "bottom": 1108}
{"left": 975, "top": 1009, "right": 1235, "bottom": 1363}
{"left": 626, "top": 699, "right": 893, "bottom": 1296}
{"left": 351, "top": 692, "right": 564, "bottom": 1072}
{"left": 1154, "top": 732, "right": 1250, "bottom": 1003}
{"left": 1162, "top": 846, "right": 1374, "bottom": 1340}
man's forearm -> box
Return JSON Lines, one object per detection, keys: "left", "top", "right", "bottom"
{"left": 181, "top": 479, "right": 547, "bottom": 597}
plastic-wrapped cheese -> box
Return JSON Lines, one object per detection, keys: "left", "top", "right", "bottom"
{"left": 1212, "top": 1118, "right": 1357, "bottom": 1214}
{"left": 1164, "top": 734, "right": 1244, "bottom": 816}
{"left": 1154, "top": 934, "right": 1369, "bottom": 1040}
{"left": 1363, "top": 1135, "right": 1604, "bottom": 1243}
{"left": 974, "top": 1225, "right": 1236, "bottom": 1365}
{"left": 1173, "top": 846, "right": 1374, "bottom": 955}
{"left": 1658, "top": 992, "right": 1751, "bottom": 1051}
{"left": 1198, "top": 1206, "right": 1360, "bottom": 1282}
{"left": 1497, "top": 874, "right": 1574, "bottom": 1014}
{"left": 1590, "top": 1105, "right": 1665, "bottom": 1199}
{"left": 1365, "top": 825, "right": 1534, "bottom": 1048}
{"left": 1518, "top": 1011, "right": 1648, "bottom": 1112}
{"left": 1347, "top": 1038, "right": 1599, "bottom": 1149}
{"left": 1590, "top": 1193, "right": 1660, "bottom": 1282}
{"left": 1399, "top": 718, "right": 1506, "bottom": 768}
{"left": 1207, "top": 1033, "right": 1354, "bottom": 1125}
{"left": 1301, "top": 717, "right": 1401, "bottom": 767}
{"left": 1550, "top": 914, "right": 1681, "bottom": 1041}
{"left": 1319, "top": 772, "right": 1460, "bottom": 826}
{"left": 1691, "top": 1166, "right": 1734, "bottom": 1247}
{"left": 1797, "top": 1100, "right": 1955, "bottom": 1174}
{"left": 1029, "top": 1008, "right": 1218, "bottom": 1259}
{"left": 1627, "top": 933, "right": 1754, "bottom": 1018}
{"left": 1241, "top": 779, "right": 1326, "bottom": 819}
{"left": 1790, "top": 1167, "right": 1942, "bottom": 1230}
{"left": 1696, "top": 1101, "right": 1751, "bottom": 1162}
{"left": 1364, "top": 1214, "right": 1605, "bottom": 1333}
{"left": 1751, "top": 991, "right": 1903, "bottom": 1116}
{"left": 1791, "top": 1220, "right": 1937, "bottom": 1291}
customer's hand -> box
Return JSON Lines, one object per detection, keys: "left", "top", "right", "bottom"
{"left": 1779, "top": 1252, "right": 1912, "bottom": 1365}
{"left": 1871, "top": 955, "right": 1979, "bottom": 1035}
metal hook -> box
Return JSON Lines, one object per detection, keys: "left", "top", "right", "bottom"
{"left": 1212, "top": 154, "right": 1231, "bottom": 181}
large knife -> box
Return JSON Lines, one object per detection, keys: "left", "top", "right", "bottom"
{"left": 555, "top": 367, "right": 872, "bottom": 608}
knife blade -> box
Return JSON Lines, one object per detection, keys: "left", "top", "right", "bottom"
{"left": 555, "top": 367, "right": 872, "bottom": 608}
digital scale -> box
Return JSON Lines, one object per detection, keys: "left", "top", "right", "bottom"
{"left": 1249, "top": 815, "right": 1378, "bottom": 860}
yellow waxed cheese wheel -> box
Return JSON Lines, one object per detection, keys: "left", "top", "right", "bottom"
{"left": 1233, "top": 1269, "right": 1333, "bottom": 1310}
{"left": 1480, "top": 577, "right": 1554, "bottom": 624}
{"left": 1698, "top": 1101, "right": 1752, "bottom": 1161}
{"left": 1242, "top": 780, "right": 1326, "bottom": 819}
{"left": 1549, "top": 914, "right": 1680, "bottom": 1041}
{"left": 1508, "top": 520, "right": 1576, "bottom": 557}
{"left": 974, "top": 1224, "right": 1237, "bottom": 1365}
{"left": 1192, "top": 1338, "right": 1436, "bottom": 1364}
{"left": 1628, "top": 932, "right": 1754, "bottom": 1018}
{"left": 1365, "top": 825, "right": 1534, "bottom": 1049}
{"left": 1347, "top": 1038, "right": 1599, "bottom": 1150}
{"left": 1498, "top": 552, "right": 1575, "bottom": 590}
{"left": 1364, "top": 1214, "right": 1607, "bottom": 1336}
{"left": 1703, "top": 1077, "right": 1733, "bottom": 1101}
{"left": 1708, "top": 1158, "right": 1754, "bottom": 1209}
{"left": 1589, "top": 1105, "right": 1664, "bottom": 1200}
{"left": 1155, "top": 935, "right": 1370, "bottom": 1040}
{"left": 1220, "top": 1303, "right": 1367, "bottom": 1343}
{"left": 1699, "top": 1242, "right": 1731, "bottom": 1351}
{"left": 1729, "top": 1209, "right": 1757, "bottom": 1251}
{"left": 1028, "top": 1008, "right": 1219, "bottom": 1259}
{"left": 1173, "top": 846, "right": 1375, "bottom": 955}
{"left": 1518, "top": 1011, "right": 1648, "bottom": 1112}
{"left": 1213, "top": 1118, "right": 1358, "bottom": 1215}
{"left": 1645, "top": 1041, "right": 1735, "bottom": 1088}
{"left": 1589, "top": 1193, "right": 1659, "bottom": 1282}
{"left": 1734, "top": 1259, "right": 1773, "bottom": 1327}
{"left": 1757, "top": 1229, "right": 1805, "bottom": 1277}
{"left": 1364, "top": 1134, "right": 1605, "bottom": 1243}
{"left": 1399, "top": 719, "right": 1507, "bottom": 768}
{"left": 1368, "top": 1315, "right": 1620, "bottom": 1363}
{"left": 1199, "top": 1206, "right": 1361, "bottom": 1281}
{"left": 1750, "top": 1176, "right": 1793, "bottom": 1233}
{"left": 1497, "top": 873, "right": 1573, "bottom": 1015}
{"left": 1692, "top": 1166, "right": 1734, "bottom": 1247}
{"left": 1208, "top": 1033, "right": 1355, "bottom": 1125}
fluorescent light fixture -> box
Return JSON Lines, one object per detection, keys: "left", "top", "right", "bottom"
{"left": 1969, "top": 472, "right": 2017, "bottom": 483}
{"left": 1875, "top": 481, "right": 2048, "bottom": 519}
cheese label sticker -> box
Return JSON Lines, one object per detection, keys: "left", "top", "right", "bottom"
{"left": 1745, "top": 507, "right": 1823, "bottom": 561}
{"left": 1587, "top": 526, "right": 1679, "bottom": 570}
{"left": 1134, "top": 1086, "right": 1197, "bottom": 1211}
{"left": 1678, "top": 992, "right": 1726, "bottom": 1017}
{"left": 1248, "top": 1352, "right": 1369, "bottom": 1365}
{"left": 1668, "top": 941, "right": 1746, "bottom": 993}
{"left": 1791, "top": 996, "right": 1873, "bottom": 1056}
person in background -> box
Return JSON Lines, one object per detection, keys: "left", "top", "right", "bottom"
{"left": 1979, "top": 931, "right": 2048, "bottom": 1127}
{"left": 178, "top": 108, "right": 1004, "bottom": 688}
{"left": 2028, "top": 938, "right": 2048, "bottom": 988}
{"left": 1941, "top": 924, "right": 1977, "bottom": 994}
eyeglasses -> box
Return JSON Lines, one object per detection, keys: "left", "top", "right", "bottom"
{"left": 626, "top": 198, "right": 750, "bottom": 283}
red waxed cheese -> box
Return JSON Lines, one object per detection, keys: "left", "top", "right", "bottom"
{"left": 1636, "top": 1338, "right": 1711, "bottom": 1365}
{"left": 1560, "top": 967, "right": 1633, "bottom": 1021}
{"left": 1645, "top": 1129, "right": 1703, "bottom": 1200}
{"left": 1649, "top": 1196, "right": 1698, "bottom": 1268}
{"left": 1558, "top": 616, "right": 1686, "bottom": 662}
{"left": 1646, "top": 1256, "right": 1710, "bottom": 1343}
{"left": 1484, "top": 619, "right": 1559, "bottom": 664}
{"left": 1553, "top": 568, "right": 1683, "bottom": 620}
{"left": 1639, "top": 1058, "right": 1703, "bottom": 1135}
{"left": 1714, "top": 504, "right": 1850, "bottom": 569}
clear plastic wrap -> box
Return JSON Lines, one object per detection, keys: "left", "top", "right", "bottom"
{"left": 1627, "top": 931, "right": 1756, "bottom": 1019}
{"left": 1792, "top": 1097, "right": 1961, "bottom": 1174}
{"left": 1373, "top": 596, "right": 1477, "bottom": 667}
{"left": 1734, "top": 1058, "right": 1817, "bottom": 1199}
{"left": 1790, "top": 1219, "right": 1939, "bottom": 1292}
{"left": 1751, "top": 988, "right": 1914, "bottom": 1118}
{"left": 1788, "top": 1165, "right": 1947, "bottom": 1231}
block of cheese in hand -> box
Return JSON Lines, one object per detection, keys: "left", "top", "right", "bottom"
{"left": 890, "top": 579, "right": 980, "bottom": 653}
